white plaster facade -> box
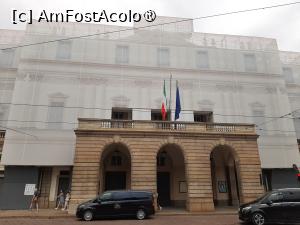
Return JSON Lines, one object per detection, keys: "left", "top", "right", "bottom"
{"left": 0, "top": 17, "right": 299, "bottom": 170}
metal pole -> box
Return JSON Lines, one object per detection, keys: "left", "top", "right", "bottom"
{"left": 169, "top": 73, "right": 172, "bottom": 121}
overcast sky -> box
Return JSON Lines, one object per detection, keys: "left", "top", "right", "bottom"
{"left": 1, "top": 0, "right": 299, "bottom": 51}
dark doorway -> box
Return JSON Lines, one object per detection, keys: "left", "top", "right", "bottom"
{"left": 157, "top": 172, "right": 171, "bottom": 206}
{"left": 57, "top": 176, "right": 70, "bottom": 194}
{"left": 105, "top": 171, "right": 126, "bottom": 191}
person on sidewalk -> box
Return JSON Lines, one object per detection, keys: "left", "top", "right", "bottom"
{"left": 29, "top": 188, "right": 40, "bottom": 212}
{"left": 55, "top": 190, "right": 65, "bottom": 210}
{"left": 62, "top": 191, "right": 71, "bottom": 211}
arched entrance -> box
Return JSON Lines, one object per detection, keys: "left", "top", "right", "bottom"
{"left": 156, "top": 144, "right": 187, "bottom": 209}
{"left": 99, "top": 143, "right": 131, "bottom": 193}
{"left": 210, "top": 145, "right": 240, "bottom": 207}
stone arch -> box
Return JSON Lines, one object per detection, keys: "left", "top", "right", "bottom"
{"left": 156, "top": 138, "right": 187, "bottom": 164}
{"left": 156, "top": 139, "right": 188, "bottom": 209}
{"left": 98, "top": 139, "right": 132, "bottom": 194}
{"left": 208, "top": 139, "right": 240, "bottom": 163}
{"left": 209, "top": 141, "right": 242, "bottom": 207}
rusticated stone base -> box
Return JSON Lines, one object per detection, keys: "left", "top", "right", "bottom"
{"left": 187, "top": 198, "right": 215, "bottom": 212}
{"left": 68, "top": 119, "right": 264, "bottom": 214}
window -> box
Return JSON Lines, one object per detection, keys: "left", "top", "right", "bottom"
{"left": 157, "top": 151, "right": 167, "bottom": 166}
{"left": 283, "top": 67, "right": 294, "bottom": 83}
{"left": 196, "top": 51, "right": 209, "bottom": 69}
{"left": 111, "top": 108, "right": 132, "bottom": 120}
{"left": 113, "top": 192, "right": 132, "bottom": 201}
{"left": 100, "top": 192, "right": 113, "bottom": 201}
{"left": 284, "top": 191, "right": 300, "bottom": 202}
{"left": 252, "top": 109, "right": 266, "bottom": 134}
{"left": 47, "top": 101, "right": 64, "bottom": 129}
{"left": 111, "top": 155, "right": 122, "bottom": 166}
{"left": 244, "top": 54, "right": 257, "bottom": 72}
{"left": 131, "top": 192, "right": 150, "bottom": 200}
{"left": 157, "top": 48, "right": 170, "bottom": 66}
{"left": 56, "top": 40, "right": 72, "bottom": 59}
{"left": 0, "top": 49, "right": 15, "bottom": 67}
{"left": 157, "top": 155, "right": 166, "bottom": 166}
{"left": 115, "top": 45, "right": 129, "bottom": 64}
{"left": 268, "top": 192, "right": 283, "bottom": 203}
{"left": 194, "top": 111, "right": 213, "bottom": 122}
{"left": 151, "top": 110, "right": 162, "bottom": 121}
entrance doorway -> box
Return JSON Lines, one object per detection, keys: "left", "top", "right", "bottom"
{"left": 100, "top": 143, "right": 131, "bottom": 193}
{"left": 57, "top": 170, "right": 71, "bottom": 194}
{"left": 210, "top": 145, "right": 240, "bottom": 207}
{"left": 156, "top": 144, "right": 187, "bottom": 209}
{"left": 105, "top": 171, "right": 126, "bottom": 190}
{"left": 157, "top": 172, "right": 171, "bottom": 206}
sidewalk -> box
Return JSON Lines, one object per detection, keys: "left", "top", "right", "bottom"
{"left": 0, "top": 209, "right": 71, "bottom": 219}
{"left": 0, "top": 207, "right": 237, "bottom": 218}
{"left": 157, "top": 207, "right": 238, "bottom": 216}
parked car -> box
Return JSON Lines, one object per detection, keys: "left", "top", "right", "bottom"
{"left": 76, "top": 190, "right": 155, "bottom": 221}
{"left": 239, "top": 188, "right": 300, "bottom": 225}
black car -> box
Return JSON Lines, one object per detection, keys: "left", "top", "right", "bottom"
{"left": 76, "top": 190, "right": 155, "bottom": 221}
{"left": 239, "top": 188, "right": 300, "bottom": 225}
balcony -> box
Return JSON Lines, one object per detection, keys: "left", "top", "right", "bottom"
{"left": 77, "top": 119, "right": 256, "bottom": 135}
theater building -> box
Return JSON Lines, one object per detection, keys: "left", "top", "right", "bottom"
{"left": 0, "top": 17, "right": 299, "bottom": 211}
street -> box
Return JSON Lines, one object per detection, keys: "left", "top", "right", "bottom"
{"left": 0, "top": 215, "right": 243, "bottom": 225}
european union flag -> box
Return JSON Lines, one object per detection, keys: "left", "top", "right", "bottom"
{"left": 174, "top": 80, "right": 181, "bottom": 120}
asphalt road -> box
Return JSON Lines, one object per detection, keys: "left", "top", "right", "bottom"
{"left": 0, "top": 215, "right": 244, "bottom": 225}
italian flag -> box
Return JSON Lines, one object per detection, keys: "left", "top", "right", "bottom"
{"left": 161, "top": 80, "right": 167, "bottom": 120}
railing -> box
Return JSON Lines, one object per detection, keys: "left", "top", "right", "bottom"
{"left": 77, "top": 119, "right": 256, "bottom": 134}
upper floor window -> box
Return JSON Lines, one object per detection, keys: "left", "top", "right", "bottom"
{"left": 194, "top": 111, "right": 213, "bottom": 122}
{"left": 196, "top": 51, "right": 209, "bottom": 69}
{"left": 47, "top": 101, "right": 64, "bottom": 129}
{"left": 157, "top": 48, "right": 170, "bottom": 67}
{"left": 56, "top": 40, "right": 72, "bottom": 60}
{"left": 0, "top": 49, "right": 15, "bottom": 67}
{"left": 115, "top": 45, "right": 129, "bottom": 64}
{"left": 111, "top": 108, "right": 132, "bottom": 120}
{"left": 252, "top": 109, "right": 266, "bottom": 134}
{"left": 151, "top": 110, "right": 162, "bottom": 121}
{"left": 282, "top": 67, "right": 294, "bottom": 83}
{"left": 244, "top": 53, "right": 257, "bottom": 72}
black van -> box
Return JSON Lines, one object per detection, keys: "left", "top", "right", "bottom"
{"left": 76, "top": 190, "right": 155, "bottom": 221}
{"left": 239, "top": 188, "right": 300, "bottom": 225}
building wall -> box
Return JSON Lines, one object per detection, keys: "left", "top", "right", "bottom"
{"left": 0, "top": 19, "right": 299, "bottom": 208}
{"left": 69, "top": 124, "right": 264, "bottom": 213}
{"left": 1, "top": 20, "right": 299, "bottom": 169}
{"left": 0, "top": 166, "right": 39, "bottom": 209}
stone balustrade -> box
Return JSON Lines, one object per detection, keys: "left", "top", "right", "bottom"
{"left": 77, "top": 118, "right": 256, "bottom": 135}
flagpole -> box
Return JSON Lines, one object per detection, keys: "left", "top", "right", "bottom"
{"left": 169, "top": 73, "right": 172, "bottom": 121}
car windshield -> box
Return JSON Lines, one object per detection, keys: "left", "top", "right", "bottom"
{"left": 100, "top": 192, "right": 112, "bottom": 201}
{"left": 255, "top": 192, "right": 271, "bottom": 202}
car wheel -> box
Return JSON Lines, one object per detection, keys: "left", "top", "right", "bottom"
{"left": 252, "top": 212, "right": 265, "bottom": 225}
{"left": 83, "top": 210, "right": 93, "bottom": 221}
{"left": 136, "top": 209, "right": 146, "bottom": 220}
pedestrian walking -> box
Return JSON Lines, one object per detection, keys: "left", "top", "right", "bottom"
{"left": 55, "top": 190, "right": 65, "bottom": 210}
{"left": 29, "top": 188, "right": 40, "bottom": 211}
{"left": 62, "top": 191, "right": 71, "bottom": 210}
